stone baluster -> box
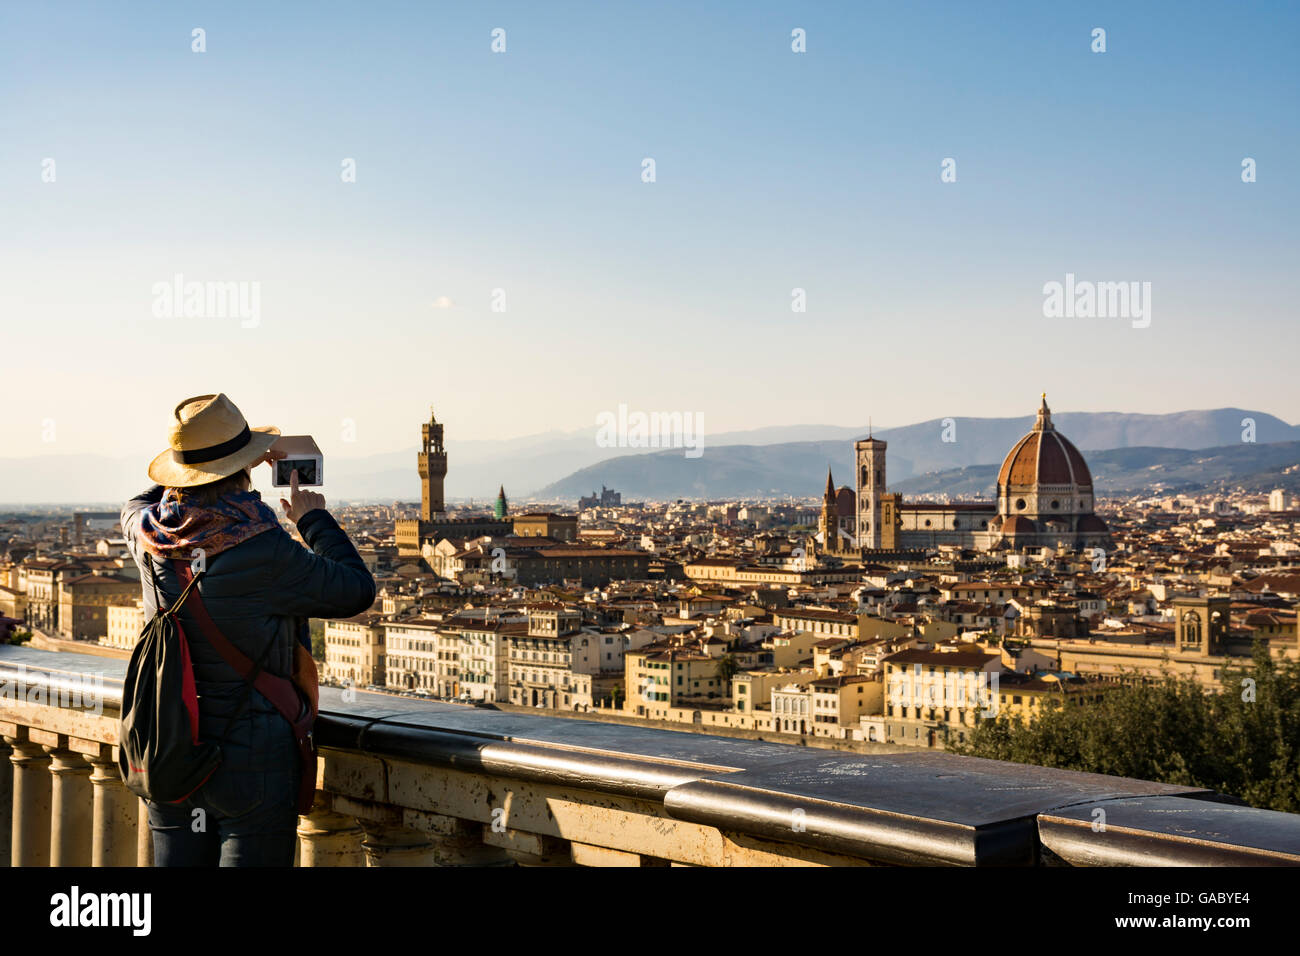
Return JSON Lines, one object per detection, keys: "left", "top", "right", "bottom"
{"left": 43, "top": 745, "right": 93, "bottom": 867}
{"left": 4, "top": 734, "right": 52, "bottom": 867}
{"left": 406, "top": 809, "right": 515, "bottom": 866}
{"left": 0, "top": 737, "right": 12, "bottom": 866}
{"left": 358, "top": 821, "right": 438, "bottom": 867}
{"left": 88, "top": 747, "right": 138, "bottom": 867}
{"left": 297, "top": 798, "right": 365, "bottom": 867}
{"left": 490, "top": 830, "right": 574, "bottom": 867}
{"left": 137, "top": 798, "right": 154, "bottom": 867}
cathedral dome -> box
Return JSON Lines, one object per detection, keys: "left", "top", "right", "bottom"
{"left": 997, "top": 398, "right": 1092, "bottom": 489}
{"left": 995, "top": 395, "right": 1104, "bottom": 541}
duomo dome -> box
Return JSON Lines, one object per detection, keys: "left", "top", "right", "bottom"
{"left": 994, "top": 395, "right": 1109, "bottom": 545}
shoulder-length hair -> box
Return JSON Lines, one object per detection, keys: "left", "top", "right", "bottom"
{"left": 169, "top": 469, "right": 251, "bottom": 507}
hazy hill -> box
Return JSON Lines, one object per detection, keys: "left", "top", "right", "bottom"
{"left": 539, "top": 435, "right": 1300, "bottom": 501}
{"left": 1, "top": 408, "right": 1295, "bottom": 505}
{"left": 893, "top": 441, "right": 1300, "bottom": 498}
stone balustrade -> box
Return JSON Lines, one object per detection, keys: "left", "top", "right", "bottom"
{"left": 2, "top": 643, "right": 1299, "bottom": 867}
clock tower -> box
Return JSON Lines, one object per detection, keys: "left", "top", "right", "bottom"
{"left": 418, "top": 406, "right": 448, "bottom": 519}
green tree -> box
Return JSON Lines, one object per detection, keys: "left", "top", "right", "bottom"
{"left": 309, "top": 619, "right": 326, "bottom": 661}
{"left": 948, "top": 643, "right": 1300, "bottom": 813}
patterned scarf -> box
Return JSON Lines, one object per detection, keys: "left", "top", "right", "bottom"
{"left": 137, "top": 487, "right": 280, "bottom": 561}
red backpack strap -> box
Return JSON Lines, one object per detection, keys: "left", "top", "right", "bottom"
{"left": 173, "top": 560, "right": 310, "bottom": 731}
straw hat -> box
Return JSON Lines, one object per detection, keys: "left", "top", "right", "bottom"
{"left": 147, "top": 393, "right": 281, "bottom": 487}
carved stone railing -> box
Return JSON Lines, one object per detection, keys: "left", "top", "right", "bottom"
{"left": 2, "top": 643, "right": 1298, "bottom": 866}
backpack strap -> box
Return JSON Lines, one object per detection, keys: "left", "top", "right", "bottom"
{"left": 213, "top": 628, "right": 283, "bottom": 747}
{"left": 172, "top": 559, "right": 311, "bottom": 732}
{"left": 150, "top": 556, "right": 203, "bottom": 616}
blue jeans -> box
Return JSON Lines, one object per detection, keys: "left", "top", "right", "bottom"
{"left": 147, "top": 710, "right": 301, "bottom": 867}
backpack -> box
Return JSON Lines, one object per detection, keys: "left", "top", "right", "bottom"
{"left": 118, "top": 558, "right": 317, "bottom": 814}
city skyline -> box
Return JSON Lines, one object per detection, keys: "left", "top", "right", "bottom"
{"left": 1, "top": 393, "right": 1296, "bottom": 506}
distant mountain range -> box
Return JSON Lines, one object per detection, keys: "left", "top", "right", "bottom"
{"left": 536, "top": 409, "right": 1300, "bottom": 501}
{"left": 892, "top": 440, "right": 1300, "bottom": 498}
{"left": 1, "top": 408, "right": 1296, "bottom": 505}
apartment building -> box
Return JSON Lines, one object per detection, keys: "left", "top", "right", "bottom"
{"left": 57, "top": 573, "right": 139, "bottom": 641}
{"left": 624, "top": 641, "right": 729, "bottom": 720}
{"left": 809, "top": 674, "right": 882, "bottom": 738}
{"left": 771, "top": 681, "right": 813, "bottom": 734}
{"left": 882, "top": 646, "right": 1001, "bottom": 749}
{"left": 102, "top": 601, "right": 144, "bottom": 650}
{"left": 506, "top": 604, "right": 586, "bottom": 709}
{"left": 995, "top": 671, "right": 1114, "bottom": 724}
{"left": 383, "top": 617, "right": 442, "bottom": 691}
{"left": 323, "top": 612, "right": 386, "bottom": 687}
{"left": 458, "top": 618, "right": 525, "bottom": 702}
{"left": 771, "top": 606, "right": 862, "bottom": 640}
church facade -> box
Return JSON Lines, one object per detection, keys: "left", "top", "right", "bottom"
{"left": 820, "top": 396, "right": 1112, "bottom": 554}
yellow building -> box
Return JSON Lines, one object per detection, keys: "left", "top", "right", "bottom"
{"left": 882, "top": 647, "right": 1000, "bottom": 749}
{"left": 512, "top": 512, "right": 579, "bottom": 542}
{"left": 994, "top": 672, "right": 1114, "bottom": 724}
{"left": 57, "top": 573, "right": 139, "bottom": 641}
{"left": 731, "top": 668, "right": 800, "bottom": 715}
{"left": 809, "top": 674, "right": 882, "bottom": 738}
{"left": 324, "top": 612, "right": 385, "bottom": 687}
{"left": 764, "top": 630, "right": 823, "bottom": 669}
{"left": 771, "top": 607, "right": 861, "bottom": 640}
{"left": 624, "top": 642, "right": 727, "bottom": 719}
{"left": 102, "top": 602, "right": 145, "bottom": 650}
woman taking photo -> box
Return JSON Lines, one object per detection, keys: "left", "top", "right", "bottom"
{"left": 121, "top": 393, "right": 376, "bottom": 866}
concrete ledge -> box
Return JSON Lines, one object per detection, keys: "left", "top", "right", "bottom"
{"left": 1038, "top": 796, "right": 1300, "bottom": 866}
{"left": 663, "top": 751, "right": 1205, "bottom": 866}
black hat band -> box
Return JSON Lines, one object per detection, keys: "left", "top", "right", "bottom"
{"left": 177, "top": 425, "right": 252, "bottom": 464}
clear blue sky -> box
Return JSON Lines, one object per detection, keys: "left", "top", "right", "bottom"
{"left": 1, "top": 0, "right": 1296, "bottom": 463}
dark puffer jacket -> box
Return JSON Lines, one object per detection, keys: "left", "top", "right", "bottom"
{"left": 122, "top": 485, "right": 375, "bottom": 795}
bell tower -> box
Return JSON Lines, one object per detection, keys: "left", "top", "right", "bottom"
{"left": 1172, "top": 594, "right": 1230, "bottom": 658}
{"left": 819, "top": 467, "right": 838, "bottom": 554}
{"left": 418, "top": 406, "right": 448, "bottom": 520}
{"left": 855, "top": 430, "right": 886, "bottom": 550}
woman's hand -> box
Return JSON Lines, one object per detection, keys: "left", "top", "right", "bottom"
{"left": 253, "top": 446, "right": 288, "bottom": 468}
{"left": 280, "top": 469, "right": 327, "bottom": 523}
